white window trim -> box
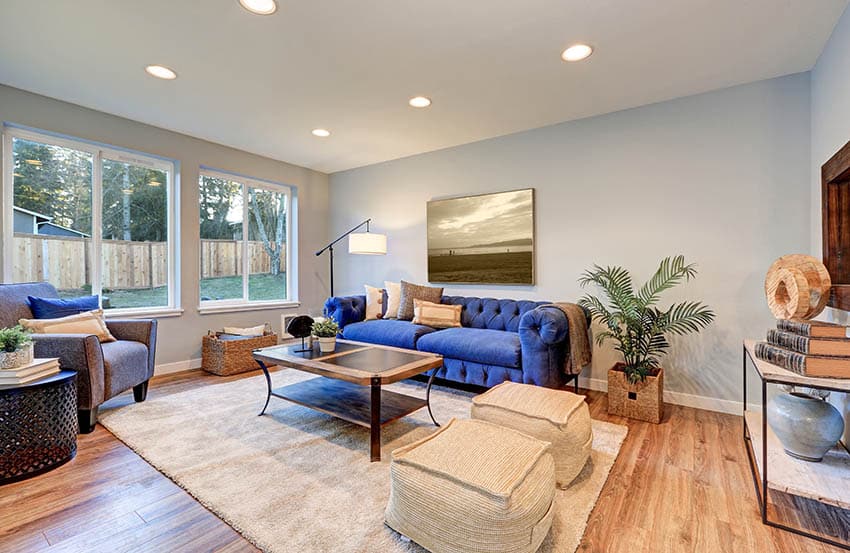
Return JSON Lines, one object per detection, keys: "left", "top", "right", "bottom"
{"left": 1, "top": 126, "right": 180, "bottom": 313}
{"left": 198, "top": 168, "right": 296, "bottom": 311}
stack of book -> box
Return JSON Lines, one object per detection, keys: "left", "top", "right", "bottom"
{"left": 755, "top": 319, "right": 850, "bottom": 378}
{"left": 0, "top": 358, "right": 60, "bottom": 385}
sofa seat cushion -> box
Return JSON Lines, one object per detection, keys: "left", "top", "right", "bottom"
{"left": 341, "top": 319, "right": 437, "bottom": 350}
{"left": 416, "top": 328, "right": 521, "bottom": 369}
{"left": 101, "top": 340, "right": 149, "bottom": 398}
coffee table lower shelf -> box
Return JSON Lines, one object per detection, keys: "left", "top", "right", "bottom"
{"left": 270, "top": 377, "right": 428, "bottom": 428}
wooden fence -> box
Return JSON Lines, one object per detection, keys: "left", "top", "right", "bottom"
{"left": 13, "top": 233, "right": 284, "bottom": 290}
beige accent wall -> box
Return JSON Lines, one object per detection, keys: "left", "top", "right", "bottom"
{"left": 0, "top": 84, "right": 330, "bottom": 367}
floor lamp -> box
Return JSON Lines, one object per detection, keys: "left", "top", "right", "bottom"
{"left": 316, "top": 219, "right": 387, "bottom": 297}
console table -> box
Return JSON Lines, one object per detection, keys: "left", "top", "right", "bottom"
{"left": 0, "top": 371, "right": 78, "bottom": 485}
{"left": 743, "top": 340, "right": 850, "bottom": 550}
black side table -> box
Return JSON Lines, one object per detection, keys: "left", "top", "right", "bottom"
{"left": 0, "top": 371, "right": 78, "bottom": 485}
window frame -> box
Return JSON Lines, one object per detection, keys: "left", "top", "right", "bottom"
{"left": 1, "top": 125, "right": 181, "bottom": 317}
{"left": 197, "top": 167, "right": 296, "bottom": 313}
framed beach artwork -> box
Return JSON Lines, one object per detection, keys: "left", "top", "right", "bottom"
{"left": 427, "top": 188, "right": 534, "bottom": 285}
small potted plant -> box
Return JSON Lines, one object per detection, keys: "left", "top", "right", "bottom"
{"left": 312, "top": 318, "right": 340, "bottom": 353}
{"left": 0, "top": 325, "right": 34, "bottom": 369}
{"left": 579, "top": 255, "right": 715, "bottom": 423}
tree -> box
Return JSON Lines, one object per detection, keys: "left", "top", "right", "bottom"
{"left": 248, "top": 188, "right": 286, "bottom": 275}
{"left": 199, "top": 176, "right": 242, "bottom": 239}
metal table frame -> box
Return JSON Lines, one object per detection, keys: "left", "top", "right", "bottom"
{"left": 742, "top": 344, "right": 850, "bottom": 550}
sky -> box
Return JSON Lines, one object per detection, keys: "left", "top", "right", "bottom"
{"left": 427, "top": 189, "right": 533, "bottom": 250}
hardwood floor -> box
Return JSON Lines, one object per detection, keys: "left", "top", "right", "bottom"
{"left": 1, "top": 368, "right": 847, "bottom": 552}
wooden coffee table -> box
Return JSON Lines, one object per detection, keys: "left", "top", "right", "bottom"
{"left": 252, "top": 340, "right": 443, "bottom": 461}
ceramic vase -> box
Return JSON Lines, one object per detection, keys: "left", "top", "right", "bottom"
{"left": 0, "top": 342, "right": 34, "bottom": 369}
{"left": 767, "top": 391, "right": 845, "bottom": 462}
{"left": 317, "top": 336, "right": 336, "bottom": 353}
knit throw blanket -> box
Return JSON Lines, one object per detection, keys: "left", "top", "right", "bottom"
{"left": 550, "top": 303, "right": 593, "bottom": 376}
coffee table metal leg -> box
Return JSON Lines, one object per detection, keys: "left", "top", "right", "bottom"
{"left": 370, "top": 377, "right": 382, "bottom": 462}
{"left": 257, "top": 360, "right": 272, "bottom": 416}
{"left": 426, "top": 365, "right": 441, "bottom": 427}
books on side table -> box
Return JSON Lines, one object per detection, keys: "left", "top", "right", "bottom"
{"left": 0, "top": 358, "right": 61, "bottom": 385}
{"left": 755, "top": 320, "right": 850, "bottom": 378}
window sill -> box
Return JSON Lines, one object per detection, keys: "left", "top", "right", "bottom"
{"left": 104, "top": 307, "right": 184, "bottom": 319}
{"left": 197, "top": 301, "right": 301, "bottom": 315}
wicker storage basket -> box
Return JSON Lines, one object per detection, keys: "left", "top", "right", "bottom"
{"left": 607, "top": 364, "right": 663, "bottom": 424}
{"left": 202, "top": 332, "right": 278, "bottom": 376}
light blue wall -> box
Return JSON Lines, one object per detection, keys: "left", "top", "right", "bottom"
{"left": 811, "top": 4, "right": 850, "bottom": 439}
{"left": 330, "top": 74, "right": 812, "bottom": 407}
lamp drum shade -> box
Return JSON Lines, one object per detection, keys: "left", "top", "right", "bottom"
{"left": 348, "top": 232, "right": 387, "bottom": 255}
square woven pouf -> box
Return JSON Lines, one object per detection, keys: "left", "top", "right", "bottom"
{"left": 385, "top": 418, "right": 555, "bottom": 553}
{"left": 471, "top": 381, "right": 592, "bottom": 488}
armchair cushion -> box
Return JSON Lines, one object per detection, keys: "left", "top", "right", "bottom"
{"left": 28, "top": 295, "right": 99, "bottom": 319}
{"left": 101, "top": 340, "right": 150, "bottom": 398}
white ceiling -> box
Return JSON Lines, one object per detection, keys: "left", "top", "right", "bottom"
{"left": 0, "top": 1, "right": 846, "bottom": 174}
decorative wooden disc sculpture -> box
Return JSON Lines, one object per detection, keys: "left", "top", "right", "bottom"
{"left": 765, "top": 254, "right": 831, "bottom": 320}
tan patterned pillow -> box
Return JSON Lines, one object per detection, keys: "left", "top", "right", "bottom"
{"left": 397, "top": 281, "right": 444, "bottom": 320}
{"left": 20, "top": 309, "right": 116, "bottom": 343}
{"left": 413, "top": 299, "right": 462, "bottom": 329}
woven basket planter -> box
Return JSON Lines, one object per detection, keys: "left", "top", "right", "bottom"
{"left": 607, "top": 364, "right": 663, "bottom": 424}
{"left": 202, "top": 332, "right": 278, "bottom": 376}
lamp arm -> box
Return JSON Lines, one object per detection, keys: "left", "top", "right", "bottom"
{"left": 315, "top": 218, "right": 372, "bottom": 256}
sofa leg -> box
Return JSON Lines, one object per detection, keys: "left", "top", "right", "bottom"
{"left": 133, "top": 380, "right": 149, "bottom": 403}
{"left": 78, "top": 407, "right": 98, "bottom": 434}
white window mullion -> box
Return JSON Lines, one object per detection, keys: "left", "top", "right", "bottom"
{"left": 242, "top": 184, "right": 249, "bottom": 302}
{"left": 1, "top": 132, "right": 13, "bottom": 283}
{"left": 91, "top": 150, "right": 104, "bottom": 303}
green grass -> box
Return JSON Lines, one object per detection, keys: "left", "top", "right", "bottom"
{"left": 58, "top": 273, "right": 287, "bottom": 309}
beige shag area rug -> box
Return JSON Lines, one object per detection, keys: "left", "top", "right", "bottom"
{"left": 100, "top": 370, "right": 627, "bottom": 553}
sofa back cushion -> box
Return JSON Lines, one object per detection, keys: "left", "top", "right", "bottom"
{"left": 441, "top": 296, "right": 550, "bottom": 332}
{"left": 0, "top": 282, "right": 58, "bottom": 329}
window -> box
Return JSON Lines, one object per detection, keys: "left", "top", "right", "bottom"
{"left": 2, "top": 126, "right": 178, "bottom": 314}
{"left": 199, "top": 169, "right": 292, "bottom": 308}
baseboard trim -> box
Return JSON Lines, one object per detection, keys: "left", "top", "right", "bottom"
{"left": 155, "top": 358, "right": 202, "bottom": 376}
{"left": 578, "top": 375, "right": 746, "bottom": 415}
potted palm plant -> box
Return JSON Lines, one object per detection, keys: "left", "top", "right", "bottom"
{"left": 579, "top": 255, "right": 715, "bottom": 423}
{"left": 0, "top": 325, "right": 34, "bottom": 369}
{"left": 312, "top": 318, "right": 340, "bottom": 353}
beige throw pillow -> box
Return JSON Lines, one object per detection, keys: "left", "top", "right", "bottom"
{"left": 397, "top": 280, "right": 444, "bottom": 320}
{"left": 364, "top": 285, "right": 384, "bottom": 320}
{"left": 20, "top": 309, "right": 116, "bottom": 343}
{"left": 384, "top": 281, "right": 401, "bottom": 319}
{"left": 413, "top": 299, "right": 462, "bottom": 329}
{"left": 223, "top": 324, "right": 266, "bottom": 336}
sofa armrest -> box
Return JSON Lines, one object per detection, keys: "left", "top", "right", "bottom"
{"left": 517, "top": 306, "right": 570, "bottom": 387}
{"left": 324, "top": 295, "right": 367, "bottom": 329}
{"left": 106, "top": 318, "right": 158, "bottom": 379}
{"left": 31, "top": 333, "right": 105, "bottom": 409}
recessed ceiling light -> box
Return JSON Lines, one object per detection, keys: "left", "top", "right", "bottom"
{"left": 145, "top": 65, "right": 177, "bottom": 80}
{"left": 239, "top": 0, "right": 277, "bottom": 15}
{"left": 24, "top": 159, "right": 42, "bottom": 166}
{"left": 312, "top": 128, "right": 331, "bottom": 137}
{"left": 561, "top": 44, "right": 593, "bottom": 62}
{"left": 148, "top": 180, "right": 161, "bottom": 187}
{"left": 409, "top": 96, "right": 432, "bottom": 108}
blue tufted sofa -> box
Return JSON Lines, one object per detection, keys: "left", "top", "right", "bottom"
{"left": 324, "top": 295, "right": 584, "bottom": 390}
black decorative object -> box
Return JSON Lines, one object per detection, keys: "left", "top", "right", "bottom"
{"left": 1, "top": 371, "right": 78, "bottom": 485}
{"left": 315, "top": 218, "right": 386, "bottom": 296}
{"left": 287, "top": 315, "right": 315, "bottom": 352}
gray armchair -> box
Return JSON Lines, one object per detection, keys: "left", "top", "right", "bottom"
{"left": 0, "top": 282, "right": 157, "bottom": 433}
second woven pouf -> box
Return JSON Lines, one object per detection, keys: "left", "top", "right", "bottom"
{"left": 472, "top": 381, "right": 593, "bottom": 488}
{"left": 385, "top": 418, "right": 556, "bottom": 553}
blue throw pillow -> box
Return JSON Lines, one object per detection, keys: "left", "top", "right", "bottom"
{"left": 28, "top": 295, "right": 99, "bottom": 319}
